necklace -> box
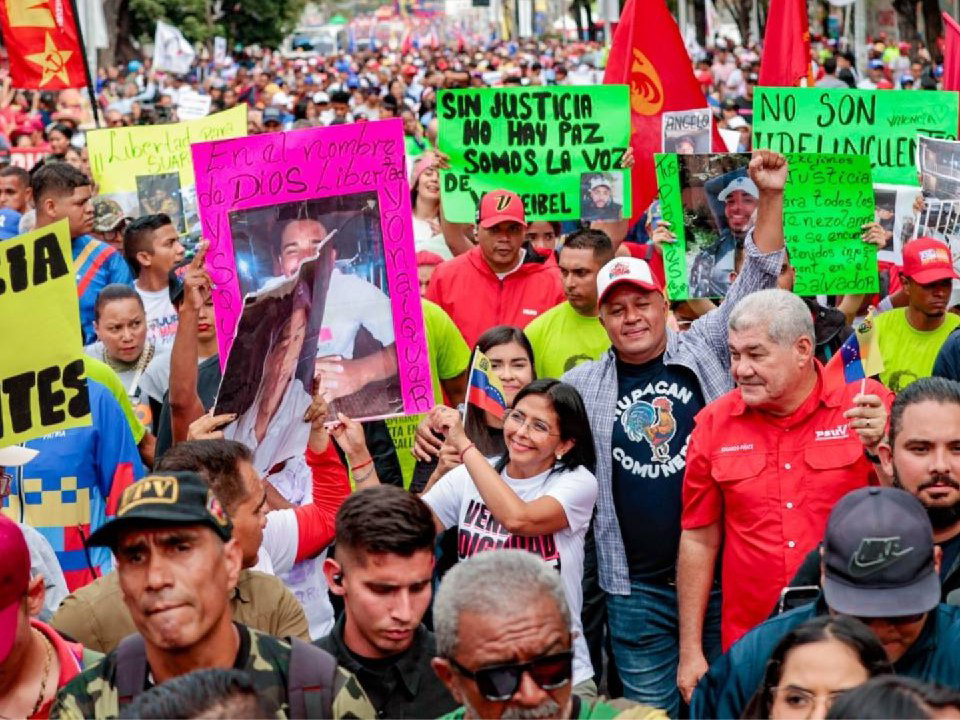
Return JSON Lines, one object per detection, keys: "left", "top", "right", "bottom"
{"left": 29, "top": 629, "right": 53, "bottom": 718}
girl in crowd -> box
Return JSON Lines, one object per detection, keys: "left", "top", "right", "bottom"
{"left": 743, "top": 616, "right": 891, "bottom": 719}
{"left": 421, "top": 377, "right": 599, "bottom": 693}
{"left": 409, "top": 150, "right": 448, "bottom": 257}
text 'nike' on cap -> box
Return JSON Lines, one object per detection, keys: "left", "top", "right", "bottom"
{"left": 823, "top": 486, "right": 940, "bottom": 618}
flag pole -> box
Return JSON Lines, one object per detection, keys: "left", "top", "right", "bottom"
{"left": 66, "top": 0, "right": 101, "bottom": 128}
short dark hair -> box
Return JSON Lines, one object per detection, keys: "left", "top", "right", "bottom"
{"left": 826, "top": 676, "right": 960, "bottom": 719}
{"left": 48, "top": 123, "right": 75, "bottom": 140}
{"left": 93, "top": 283, "right": 144, "bottom": 322}
{"left": 497, "top": 378, "right": 597, "bottom": 475}
{"left": 123, "top": 213, "right": 174, "bottom": 275}
{"left": 156, "top": 440, "right": 254, "bottom": 514}
{"left": 0, "top": 165, "right": 29, "bottom": 186}
{"left": 335, "top": 485, "right": 435, "bottom": 563}
{"left": 119, "top": 668, "right": 273, "bottom": 719}
{"left": 889, "top": 377, "right": 960, "bottom": 447}
{"left": 742, "top": 615, "right": 891, "bottom": 719}
{"left": 561, "top": 228, "right": 614, "bottom": 265}
{"left": 29, "top": 161, "right": 90, "bottom": 204}
{"left": 823, "top": 56, "right": 838, "bottom": 74}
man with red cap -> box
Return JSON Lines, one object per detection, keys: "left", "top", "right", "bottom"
{"left": 0, "top": 514, "right": 100, "bottom": 719}
{"left": 874, "top": 237, "right": 960, "bottom": 392}
{"left": 426, "top": 189, "right": 563, "bottom": 347}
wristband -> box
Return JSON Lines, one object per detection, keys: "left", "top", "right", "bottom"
{"left": 459, "top": 443, "right": 477, "bottom": 463}
{"left": 353, "top": 465, "right": 376, "bottom": 484}
{"left": 350, "top": 457, "right": 373, "bottom": 472}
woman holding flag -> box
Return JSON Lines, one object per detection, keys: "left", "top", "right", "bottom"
{"left": 421, "top": 373, "right": 600, "bottom": 693}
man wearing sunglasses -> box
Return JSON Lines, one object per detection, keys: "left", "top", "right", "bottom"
{"left": 432, "top": 550, "right": 666, "bottom": 720}
{"left": 691, "top": 487, "right": 960, "bottom": 719}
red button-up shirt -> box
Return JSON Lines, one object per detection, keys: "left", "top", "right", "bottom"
{"left": 681, "top": 368, "right": 893, "bottom": 649}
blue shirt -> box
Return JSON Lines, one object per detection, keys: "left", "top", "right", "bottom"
{"left": 73, "top": 235, "right": 134, "bottom": 345}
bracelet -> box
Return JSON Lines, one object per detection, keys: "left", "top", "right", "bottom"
{"left": 353, "top": 465, "right": 376, "bottom": 484}
{"left": 459, "top": 443, "right": 477, "bottom": 463}
{"left": 350, "top": 457, "right": 374, "bottom": 472}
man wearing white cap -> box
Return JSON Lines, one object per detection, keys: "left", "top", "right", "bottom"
{"left": 582, "top": 174, "right": 622, "bottom": 223}
{"left": 562, "top": 150, "right": 787, "bottom": 715}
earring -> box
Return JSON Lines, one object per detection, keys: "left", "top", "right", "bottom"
{"left": 555, "top": 452, "right": 563, "bottom": 460}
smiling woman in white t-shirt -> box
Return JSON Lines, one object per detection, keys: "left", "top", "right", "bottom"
{"left": 422, "top": 379, "right": 599, "bottom": 691}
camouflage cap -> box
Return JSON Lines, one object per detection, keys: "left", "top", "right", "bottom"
{"left": 92, "top": 198, "right": 125, "bottom": 232}
{"left": 86, "top": 471, "right": 233, "bottom": 549}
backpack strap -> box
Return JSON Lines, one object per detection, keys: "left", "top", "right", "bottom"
{"left": 114, "top": 633, "right": 148, "bottom": 709}
{"left": 287, "top": 638, "right": 339, "bottom": 720}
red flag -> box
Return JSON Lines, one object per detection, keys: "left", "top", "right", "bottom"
{"left": 944, "top": 12, "right": 960, "bottom": 92}
{"left": 758, "top": 0, "right": 814, "bottom": 87}
{"left": 603, "top": 0, "right": 719, "bottom": 221}
{"left": 0, "top": 0, "right": 87, "bottom": 90}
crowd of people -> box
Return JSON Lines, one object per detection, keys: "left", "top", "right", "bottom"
{"left": 3, "top": 17, "right": 960, "bottom": 720}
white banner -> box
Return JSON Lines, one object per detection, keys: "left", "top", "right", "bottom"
{"left": 176, "top": 90, "right": 212, "bottom": 121}
{"left": 153, "top": 20, "right": 196, "bottom": 75}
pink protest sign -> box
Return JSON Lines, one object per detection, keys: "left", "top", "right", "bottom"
{"left": 191, "top": 118, "right": 433, "bottom": 419}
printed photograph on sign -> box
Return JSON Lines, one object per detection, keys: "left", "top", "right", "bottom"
{"left": 227, "top": 191, "right": 401, "bottom": 421}
{"left": 873, "top": 184, "right": 922, "bottom": 263}
{"left": 214, "top": 255, "right": 328, "bottom": 474}
{"left": 918, "top": 136, "right": 960, "bottom": 199}
{"left": 580, "top": 171, "right": 625, "bottom": 222}
{"left": 137, "top": 173, "right": 187, "bottom": 234}
{"left": 662, "top": 108, "right": 711, "bottom": 155}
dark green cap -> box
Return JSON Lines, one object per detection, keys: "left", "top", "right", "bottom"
{"left": 87, "top": 471, "right": 233, "bottom": 548}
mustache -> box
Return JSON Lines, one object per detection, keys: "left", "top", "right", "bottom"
{"left": 500, "top": 700, "right": 562, "bottom": 720}
{"left": 918, "top": 475, "right": 960, "bottom": 492}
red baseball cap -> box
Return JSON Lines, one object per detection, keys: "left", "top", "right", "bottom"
{"left": 0, "top": 516, "right": 30, "bottom": 664}
{"left": 902, "top": 237, "right": 959, "bottom": 284}
{"left": 477, "top": 189, "right": 527, "bottom": 229}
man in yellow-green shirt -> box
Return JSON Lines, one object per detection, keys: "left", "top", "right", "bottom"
{"left": 875, "top": 237, "right": 960, "bottom": 392}
{"left": 525, "top": 229, "right": 615, "bottom": 379}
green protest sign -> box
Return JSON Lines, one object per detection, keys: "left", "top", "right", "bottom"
{"left": 655, "top": 153, "right": 876, "bottom": 299}
{"left": 754, "top": 87, "right": 958, "bottom": 185}
{"left": 437, "top": 86, "right": 632, "bottom": 222}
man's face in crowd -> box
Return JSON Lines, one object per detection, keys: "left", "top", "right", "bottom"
{"left": 260, "top": 307, "right": 308, "bottom": 421}
{"left": 278, "top": 219, "right": 328, "bottom": 278}
{"left": 223, "top": 89, "right": 237, "bottom": 107}
{"left": 599, "top": 285, "right": 669, "bottom": 364}
{"left": 911, "top": 62, "right": 924, "bottom": 80}
{"left": 477, "top": 220, "right": 525, "bottom": 274}
{"left": 559, "top": 247, "right": 602, "bottom": 314}
{"left": 0, "top": 176, "right": 29, "bottom": 213}
{"left": 525, "top": 222, "right": 557, "bottom": 252}
{"left": 115, "top": 524, "right": 241, "bottom": 652}
{"left": 95, "top": 298, "right": 147, "bottom": 363}
{"left": 402, "top": 110, "right": 419, "bottom": 136}
{"left": 326, "top": 548, "right": 434, "bottom": 658}
{"left": 418, "top": 264, "right": 436, "bottom": 296}
{"left": 729, "top": 324, "right": 812, "bottom": 413}
{"left": 904, "top": 277, "right": 952, "bottom": 318}
{"left": 589, "top": 184, "right": 612, "bottom": 209}
{"left": 432, "top": 595, "right": 574, "bottom": 720}
{"left": 880, "top": 400, "right": 960, "bottom": 532}
{"left": 47, "top": 185, "right": 94, "bottom": 237}
{"left": 231, "top": 460, "right": 268, "bottom": 568}
{"left": 332, "top": 100, "right": 350, "bottom": 118}
{"left": 724, "top": 190, "right": 758, "bottom": 233}
{"left": 196, "top": 289, "right": 217, "bottom": 343}
{"left": 256, "top": 73, "right": 269, "bottom": 90}
{"left": 142, "top": 223, "right": 185, "bottom": 275}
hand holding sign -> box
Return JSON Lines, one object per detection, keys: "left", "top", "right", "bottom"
{"left": 187, "top": 411, "right": 237, "bottom": 440}
{"left": 304, "top": 393, "right": 330, "bottom": 454}
{"left": 315, "top": 356, "right": 368, "bottom": 402}
{"left": 182, "top": 242, "right": 213, "bottom": 312}
{"left": 860, "top": 222, "right": 890, "bottom": 250}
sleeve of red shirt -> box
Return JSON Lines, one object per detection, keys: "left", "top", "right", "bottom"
{"left": 425, "top": 263, "right": 444, "bottom": 306}
{"left": 681, "top": 412, "right": 724, "bottom": 530}
{"left": 292, "top": 444, "right": 351, "bottom": 564}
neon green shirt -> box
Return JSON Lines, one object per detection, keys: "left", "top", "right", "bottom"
{"left": 875, "top": 308, "right": 960, "bottom": 392}
{"left": 83, "top": 357, "right": 147, "bottom": 444}
{"left": 524, "top": 301, "right": 611, "bottom": 379}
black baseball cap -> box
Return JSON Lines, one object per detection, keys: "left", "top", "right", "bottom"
{"left": 721, "top": 98, "right": 738, "bottom": 111}
{"left": 823, "top": 487, "right": 940, "bottom": 618}
{"left": 86, "top": 471, "right": 233, "bottom": 549}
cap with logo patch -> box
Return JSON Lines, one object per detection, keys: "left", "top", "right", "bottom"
{"left": 717, "top": 174, "right": 758, "bottom": 201}
{"left": 92, "top": 198, "right": 125, "bottom": 233}
{"left": 597, "top": 256, "right": 664, "bottom": 303}
{"left": 823, "top": 486, "right": 940, "bottom": 618}
{"left": 477, "top": 189, "right": 526, "bottom": 228}
{"left": 86, "top": 471, "right": 233, "bottom": 549}
{"left": 902, "top": 237, "right": 959, "bottom": 284}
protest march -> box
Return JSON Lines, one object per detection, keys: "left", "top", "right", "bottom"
{"left": 7, "top": 0, "right": 960, "bottom": 717}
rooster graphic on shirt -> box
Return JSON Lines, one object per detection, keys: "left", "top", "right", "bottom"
{"left": 621, "top": 397, "right": 677, "bottom": 463}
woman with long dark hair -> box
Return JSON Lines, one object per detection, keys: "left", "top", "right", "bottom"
{"left": 422, "top": 378, "right": 599, "bottom": 692}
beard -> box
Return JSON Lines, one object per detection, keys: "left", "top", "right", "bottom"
{"left": 892, "top": 469, "right": 960, "bottom": 530}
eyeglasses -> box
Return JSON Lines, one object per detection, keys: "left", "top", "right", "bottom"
{"left": 448, "top": 651, "right": 573, "bottom": 701}
{"left": 503, "top": 409, "right": 558, "bottom": 440}
{"left": 769, "top": 686, "right": 850, "bottom": 715}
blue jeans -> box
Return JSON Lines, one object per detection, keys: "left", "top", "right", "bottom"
{"left": 607, "top": 579, "right": 721, "bottom": 718}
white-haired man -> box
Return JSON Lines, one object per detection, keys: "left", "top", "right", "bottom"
{"left": 676, "top": 288, "right": 893, "bottom": 700}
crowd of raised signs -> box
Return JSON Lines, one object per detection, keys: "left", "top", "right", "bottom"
{"left": 5, "top": 25, "right": 960, "bottom": 720}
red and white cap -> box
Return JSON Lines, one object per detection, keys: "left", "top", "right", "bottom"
{"left": 477, "top": 189, "right": 526, "bottom": 228}
{"left": 597, "top": 256, "right": 664, "bottom": 303}
{"left": 903, "top": 237, "right": 959, "bottom": 284}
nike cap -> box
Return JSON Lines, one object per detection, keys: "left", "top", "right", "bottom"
{"left": 823, "top": 487, "right": 940, "bottom": 618}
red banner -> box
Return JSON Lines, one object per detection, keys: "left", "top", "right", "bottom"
{"left": 944, "top": 12, "right": 960, "bottom": 93}
{"left": 758, "top": 0, "right": 814, "bottom": 87}
{"left": 0, "top": 0, "right": 87, "bottom": 89}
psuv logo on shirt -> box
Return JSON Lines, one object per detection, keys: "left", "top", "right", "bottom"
{"left": 815, "top": 423, "right": 849, "bottom": 441}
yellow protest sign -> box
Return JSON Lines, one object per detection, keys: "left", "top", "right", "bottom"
{"left": 0, "top": 219, "right": 91, "bottom": 447}
{"left": 86, "top": 105, "right": 247, "bottom": 242}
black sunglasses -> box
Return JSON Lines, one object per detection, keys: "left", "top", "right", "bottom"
{"left": 448, "top": 651, "right": 573, "bottom": 701}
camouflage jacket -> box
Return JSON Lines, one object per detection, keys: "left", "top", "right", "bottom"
{"left": 50, "top": 624, "right": 375, "bottom": 719}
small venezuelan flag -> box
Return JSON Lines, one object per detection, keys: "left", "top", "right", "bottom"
{"left": 825, "top": 311, "right": 884, "bottom": 385}
{"left": 466, "top": 350, "right": 508, "bottom": 419}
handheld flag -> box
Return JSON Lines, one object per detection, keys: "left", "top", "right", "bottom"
{"left": 758, "top": 0, "right": 814, "bottom": 87}
{"left": 0, "top": 0, "right": 88, "bottom": 89}
{"left": 825, "top": 312, "right": 884, "bottom": 386}
{"left": 466, "top": 350, "right": 507, "bottom": 420}
{"left": 153, "top": 20, "right": 196, "bottom": 75}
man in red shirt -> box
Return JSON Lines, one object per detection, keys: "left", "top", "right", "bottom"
{"left": 675, "top": 288, "right": 893, "bottom": 701}
{"left": 426, "top": 190, "right": 564, "bottom": 347}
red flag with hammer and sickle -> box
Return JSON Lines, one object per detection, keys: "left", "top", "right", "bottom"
{"left": 0, "top": 0, "right": 87, "bottom": 89}
{"left": 603, "top": 0, "right": 721, "bottom": 222}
